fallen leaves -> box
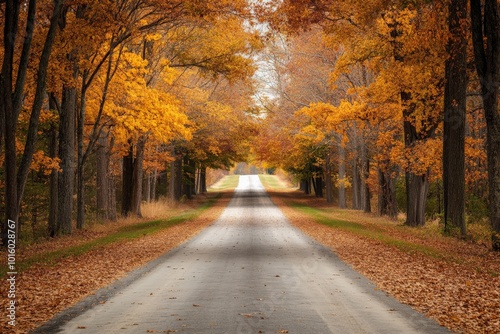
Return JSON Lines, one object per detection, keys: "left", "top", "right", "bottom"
{"left": 0, "top": 194, "right": 230, "bottom": 334}
{"left": 272, "top": 189, "right": 500, "bottom": 334}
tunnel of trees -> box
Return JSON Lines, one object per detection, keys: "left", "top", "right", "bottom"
{"left": 1, "top": 0, "right": 499, "bottom": 251}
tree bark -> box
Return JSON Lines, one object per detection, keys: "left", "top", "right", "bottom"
{"left": 199, "top": 165, "right": 207, "bottom": 194}
{"left": 144, "top": 172, "right": 152, "bottom": 203}
{"left": 57, "top": 85, "right": 77, "bottom": 235}
{"left": 443, "top": 0, "right": 468, "bottom": 236}
{"left": 151, "top": 168, "right": 158, "bottom": 200}
{"left": 121, "top": 142, "right": 134, "bottom": 216}
{"left": 403, "top": 93, "right": 430, "bottom": 227}
{"left": 352, "top": 158, "right": 361, "bottom": 210}
{"left": 169, "top": 149, "right": 183, "bottom": 202}
{"left": 96, "top": 133, "right": 109, "bottom": 220}
{"left": 338, "top": 142, "right": 347, "bottom": 209}
{"left": 470, "top": 0, "right": 500, "bottom": 251}
{"left": 378, "top": 164, "right": 398, "bottom": 219}
{"left": 131, "top": 138, "right": 145, "bottom": 217}
{"left": 325, "top": 153, "right": 333, "bottom": 203}
{"left": 360, "top": 138, "right": 371, "bottom": 213}
{"left": 314, "top": 173, "right": 323, "bottom": 198}
{"left": 405, "top": 170, "right": 430, "bottom": 226}
{"left": 183, "top": 157, "right": 196, "bottom": 199}
{"left": 108, "top": 175, "right": 117, "bottom": 221}
{"left": 48, "top": 109, "right": 59, "bottom": 237}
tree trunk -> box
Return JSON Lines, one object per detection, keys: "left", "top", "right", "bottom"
{"left": 76, "top": 84, "right": 86, "bottom": 229}
{"left": 470, "top": 0, "right": 500, "bottom": 251}
{"left": 314, "top": 174, "right": 323, "bottom": 198}
{"left": 338, "top": 143, "right": 347, "bottom": 209}
{"left": 57, "top": 85, "right": 77, "bottom": 235}
{"left": 352, "top": 157, "right": 361, "bottom": 210}
{"left": 76, "top": 159, "right": 85, "bottom": 229}
{"left": 96, "top": 134, "right": 109, "bottom": 220}
{"left": 144, "top": 171, "right": 152, "bottom": 203}
{"left": 1, "top": 0, "right": 25, "bottom": 245}
{"left": 325, "top": 153, "right": 333, "bottom": 203}
{"left": 151, "top": 168, "right": 158, "bottom": 201}
{"left": 131, "top": 139, "right": 144, "bottom": 217}
{"left": 405, "top": 170, "right": 430, "bottom": 226}
{"left": 403, "top": 97, "right": 429, "bottom": 227}
{"left": 48, "top": 116, "right": 58, "bottom": 237}
{"left": 121, "top": 143, "right": 134, "bottom": 216}
{"left": 378, "top": 165, "right": 398, "bottom": 219}
{"left": 360, "top": 138, "right": 371, "bottom": 213}
{"left": 199, "top": 165, "right": 207, "bottom": 194}
{"left": 301, "top": 179, "right": 310, "bottom": 195}
{"left": 183, "top": 156, "right": 194, "bottom": 199}
{"left": 108, "top": 175, "right": 117, "bottom": 221}
{"left": 443, "top": 0, "right": 467, "bottom": 236}
{"left": 169, "top": 149, "right": 183, "bottom": 202}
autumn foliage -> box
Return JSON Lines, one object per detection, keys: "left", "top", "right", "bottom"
{"left": 0, "top": 0, "right": 498, "bottom": 246}
{"left": 0, "top": 0, "right": 260, "bottom": 241}
{"left": 253, "top": 0, "right": 498, "bottom": 248}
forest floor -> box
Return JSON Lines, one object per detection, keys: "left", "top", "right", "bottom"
{"left": 1, "top": 174, "right": 498, "bottom": 333}
{"left": 259, "top": 175, "right": 499, "bottom": 334}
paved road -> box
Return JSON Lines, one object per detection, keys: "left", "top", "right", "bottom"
{"left": 35, "top": 175, "right": 451, "bottom": 334}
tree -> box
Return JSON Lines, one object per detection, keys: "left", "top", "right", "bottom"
{"left": 443, "top": 0, "right": 468, "bottom": 236}
{"left": 470, "top": 0, "right": 500, "bottom": 250}
{"left": 1, "top": 0, "right": 63, "bottom": 245}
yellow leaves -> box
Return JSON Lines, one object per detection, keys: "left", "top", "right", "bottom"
{"left": 30, "top": 151, "right": 61, "bottom": 175}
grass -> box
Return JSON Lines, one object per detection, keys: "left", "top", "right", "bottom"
{"left": 0, "top": 195, "right": 219, "bottom": 278}
{"left": 209, "top": 174, "right": 240, "bottom": 190}
{"left": 259, "top": 174, "right": 292, "bottom": 189}
{"left": 289, "top": 201, "right": 455, "bottom": 262}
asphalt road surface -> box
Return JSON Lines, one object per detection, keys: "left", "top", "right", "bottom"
{"left": 35, "top": 175, "right": 451, "bottom": 334}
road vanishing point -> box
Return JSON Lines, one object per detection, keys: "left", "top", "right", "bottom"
{"left": 34, "top": 175, "right": 451, "bottom": 334}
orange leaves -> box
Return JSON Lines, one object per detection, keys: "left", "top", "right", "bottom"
{"left": 30, "top": 151, "right": 61, "bottom": 175}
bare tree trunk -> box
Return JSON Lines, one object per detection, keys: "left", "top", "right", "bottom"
{"left": 151, "top": 168, "right": 157, "bottom": 201}
{"left": 96, "top": 134, "right": 109, "bottom": 220}
{"left": 443, "top": 0, "right": 467, "bottom": 236}
{"left": 403, "top": 100, "right": 430, "bottom": 227}
{"left": 169, "top": 148, "right": 183, "bottom": 201}
{"left": 76, "top": 80, "right": 87, "bottom": 229}
{"left": 57, "top": 85, "right": 77, "bottom": 235}
{"left": 121, "top": 142, "right": 134, "bottom": 216}
{"left": 48, "top": 112, "right": 58, "bottom": 237}
{"left": 405, "top": 170, "right": 430, "bottom": 226}
{"left": 338, "top": 142, "right": 347, "bottom": 209}
{"left": 352, "top": 158, "right": 361, "bottom": 210}
{"left": 199, "top": 165, "right": 207, "bottom": 194}
{"left": 144, "top": 171, "right": 152, "bottom": 203}
{"left": 360, "top": 138, "right": 371, "bottom": 213}
{"left": 131, "top": 139, "right": 144, "bottom": 217}
{"left": 108, "top": 175, "right": 117, "bottom": 221}
{"left": 325, "top": 153, "right": 333, "bottom": 203}
{"left": 378, "top": 164, "right": 398, "bottom": 219}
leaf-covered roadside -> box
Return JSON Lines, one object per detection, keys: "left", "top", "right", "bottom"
{"left": 270, "top": 190, "right": 500, "bottom": 334}
{"left": 0, "top": 193, "right": 231, "bottom": 334}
